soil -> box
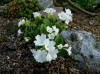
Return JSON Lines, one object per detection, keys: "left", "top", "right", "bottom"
{"left": 0, "top": 7, "right": 100, "bottom": 74}
{"left": 68, "top": 12, "right": 100, "bottom": 41}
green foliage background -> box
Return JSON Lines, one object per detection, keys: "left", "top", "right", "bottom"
{"left": 0, "top": 0, "right": 13, "bottom": 5}
{"left": 2, "top": 0, "right": 43, "bottom": 18}
{"left": 20, "top": 15, "right": 66, "bottom": 43}
{"left": 74, "top": 0, "right": 97, "bottom": 11}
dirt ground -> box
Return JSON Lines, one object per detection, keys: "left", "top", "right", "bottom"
{"left": 0, "top": 8, "right": 100, "bottom": 74}
{"left": 69, "top": 12, "right": 100, "bottom": 41}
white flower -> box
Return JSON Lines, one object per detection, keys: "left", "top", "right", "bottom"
{"left": 17, "top": 29, "right": 23, "bottom": 36}
{"left": 31, "top": 49, "right": 47, "bottom": 63}
{"left": 44, "top": 39, "right": 58, "bottom": 61}
{"left": 58, "top": 11, "right": 67, "bottom": 21}
{"left": 66, "top": 46, "right": 72, "bottom": 55}
{"left": 30, "top": 49, "right": 36, "bottom": 55}
{"left": 46, "top": 48, "right": 58, "bottom": 61}
{"left": 65, "top": 8, "right": 72, "bottom": 16}
{"left": 58, "top": 44, "right": 63, "bottom": 49}
{"left": 34, "top": 34, "right": 47, "bottom": 46}
{"left": 52, "top": 26, "right": 59, "bottom": 36}
{"left": 24, "top": 37, "right": 30, "bottom": 42}
{"left": 46, "top": 26, "right": 59, "bottom": 39}
{"left": 65, "top": 19, "right": 70, "bottom": 24}
{"left": 48, "top": 33, "right": 55, "bottom": 39}
{"left": 47, "top": 26, "right": 59, "bottom": 37}
{"left": 65, "top": 15, "right": 72, "bottom": 24}
{"left": 33, "top": 12, "right": 41, "bottom": 18}
{"left": 58, "top": 8, "right": 72, "bottom": 24}
{"left": 7, "top": 56, "right": 10, "bottom": 59}
{"left": 64, "top": 44, "right": 69, "bottom": 47}
{"left": 47, "top": 26, "right": 53, "bottom": 33}
{"left": 46, "top": 53, "right": 52, "bottom": 61}
{"left": 43, "top": 8, "right": 56, "bottom": 15}
{"left": 45, "top": 39, "right": 55, "bottom": 51}
{"left": 18, "top": 19, "right": 25, "bottom": 27}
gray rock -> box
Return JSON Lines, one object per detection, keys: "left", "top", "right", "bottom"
{"left": 61, "top": 30, "right": 100, "bottom": 72}
{"left": 38, "top": 0, "right": 53, "bottom": 8}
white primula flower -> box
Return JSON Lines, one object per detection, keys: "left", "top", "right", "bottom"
{"left": 65, "top": 15, "right": 72, "bottom": 24}
{"left": 65, "top": 8, "right": 72, "bottom": 16}
{"left": 46, "top": 48, "right": 58, "bottom": 61}
{"left": 52, "top": 26, "right": 59, "bottom": 36}
{"left": 47, "top": 26, "right": 53, "bottom": 33}
{"left": 33, "top": 12, "right": 41, "bottom": 18}
{"left": 58, "top": 44, "right": 63, "bottom": 49}
{"left": 48, "top": 33, "right": 55, "bottom": 39}
{"left": 65, "top": 19, "right": 70, "bottom": 24}
{"left": 18, "top": 19, "right": 25, "bottom": 27}
{"left": 67, "top": 46, "right": 72, "bottom": 55}
{"left": 47, "top": 26, "right": 59, "bottom": 36}
{"left": 64, "top": 44, "right": 69, "bottom": 47}
{"left": 58, "top": 8, "right": 72, "bottom": 24}
{"left": 31, "top": 49, "right": 47, "bottom": 63}
{"left": 24, "top": 37, "right": 31, "bottom": 42}
{"left": 17, "top": 29, "right": 23, "bottom": 36}
{"left": 43, "top": 8, "right": 56, "bottom": 15}
{"left": 34, "top": 34, "right": 47, "bottom": 46}
{"left": 58, "top": 11, "right": 67, "bottom": 21}
{"left": 45, "top": 39, "right": 55, "bottom": 51}
{"left": 30, "top": 49, "right": 36, "bottom": 55}
{"left": 46, "top": 53, "right": 52, "bottom": 61}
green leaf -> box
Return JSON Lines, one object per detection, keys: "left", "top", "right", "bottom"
{"left": 55, "top": 34, "right": 64, "bottom": 45}
{"left": 49, "top": 16, "right": 56, "bottom": 23}
{"left": 55, "top": 20, "right": 66, "bottom": 32}
{"left": 58, "top": 49, "right": 67, "bottom": 58}
{"left": 25, "top": 20, "right": 30, "bottom": 26}
{"left": 35, "top": 17, "right": 42, "bottom": 24}
{"left": 40, "top": 24, "right": 47, "bottom": 34}
{"left": 35, "top": 46, "right": 42, "bottom": 49}
{"left": 43, "top": 18, "right": 51, "bottom": 26}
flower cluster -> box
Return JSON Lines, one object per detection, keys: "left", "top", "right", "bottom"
{"left": 33, "top": 8, "right": 73, "bottom": 24}
{"left": 47, "top": 26, "right": 59, "bottom": 39}
{"left": 43, "top": 8, "right": 56, "bottom": 15}
{"left": 31, "top": 25, "right": 72, "bottom": 63}
{"left": 58, "top": 8, "right": 72, "bottom": 24}
{"left": 33, "top": 8, "right": 56, "bottom": 18}
{"left": 31, "top": 26, "right": 59, "bottom": 63}
{"left": 17, "top": 8, "right": 73, "bottom": 63}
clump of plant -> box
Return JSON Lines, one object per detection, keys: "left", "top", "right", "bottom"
{"left": 2, "top": 0, "right": 43, "bottom": 18}
{"left": 17, "top": 8, "right": 73, "bottom": 63}
{"left": 74, "top": 0, "right": 97, "bottom": 11}
{"left": 0, "top": 0, "right": 13, "bottom": 5}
